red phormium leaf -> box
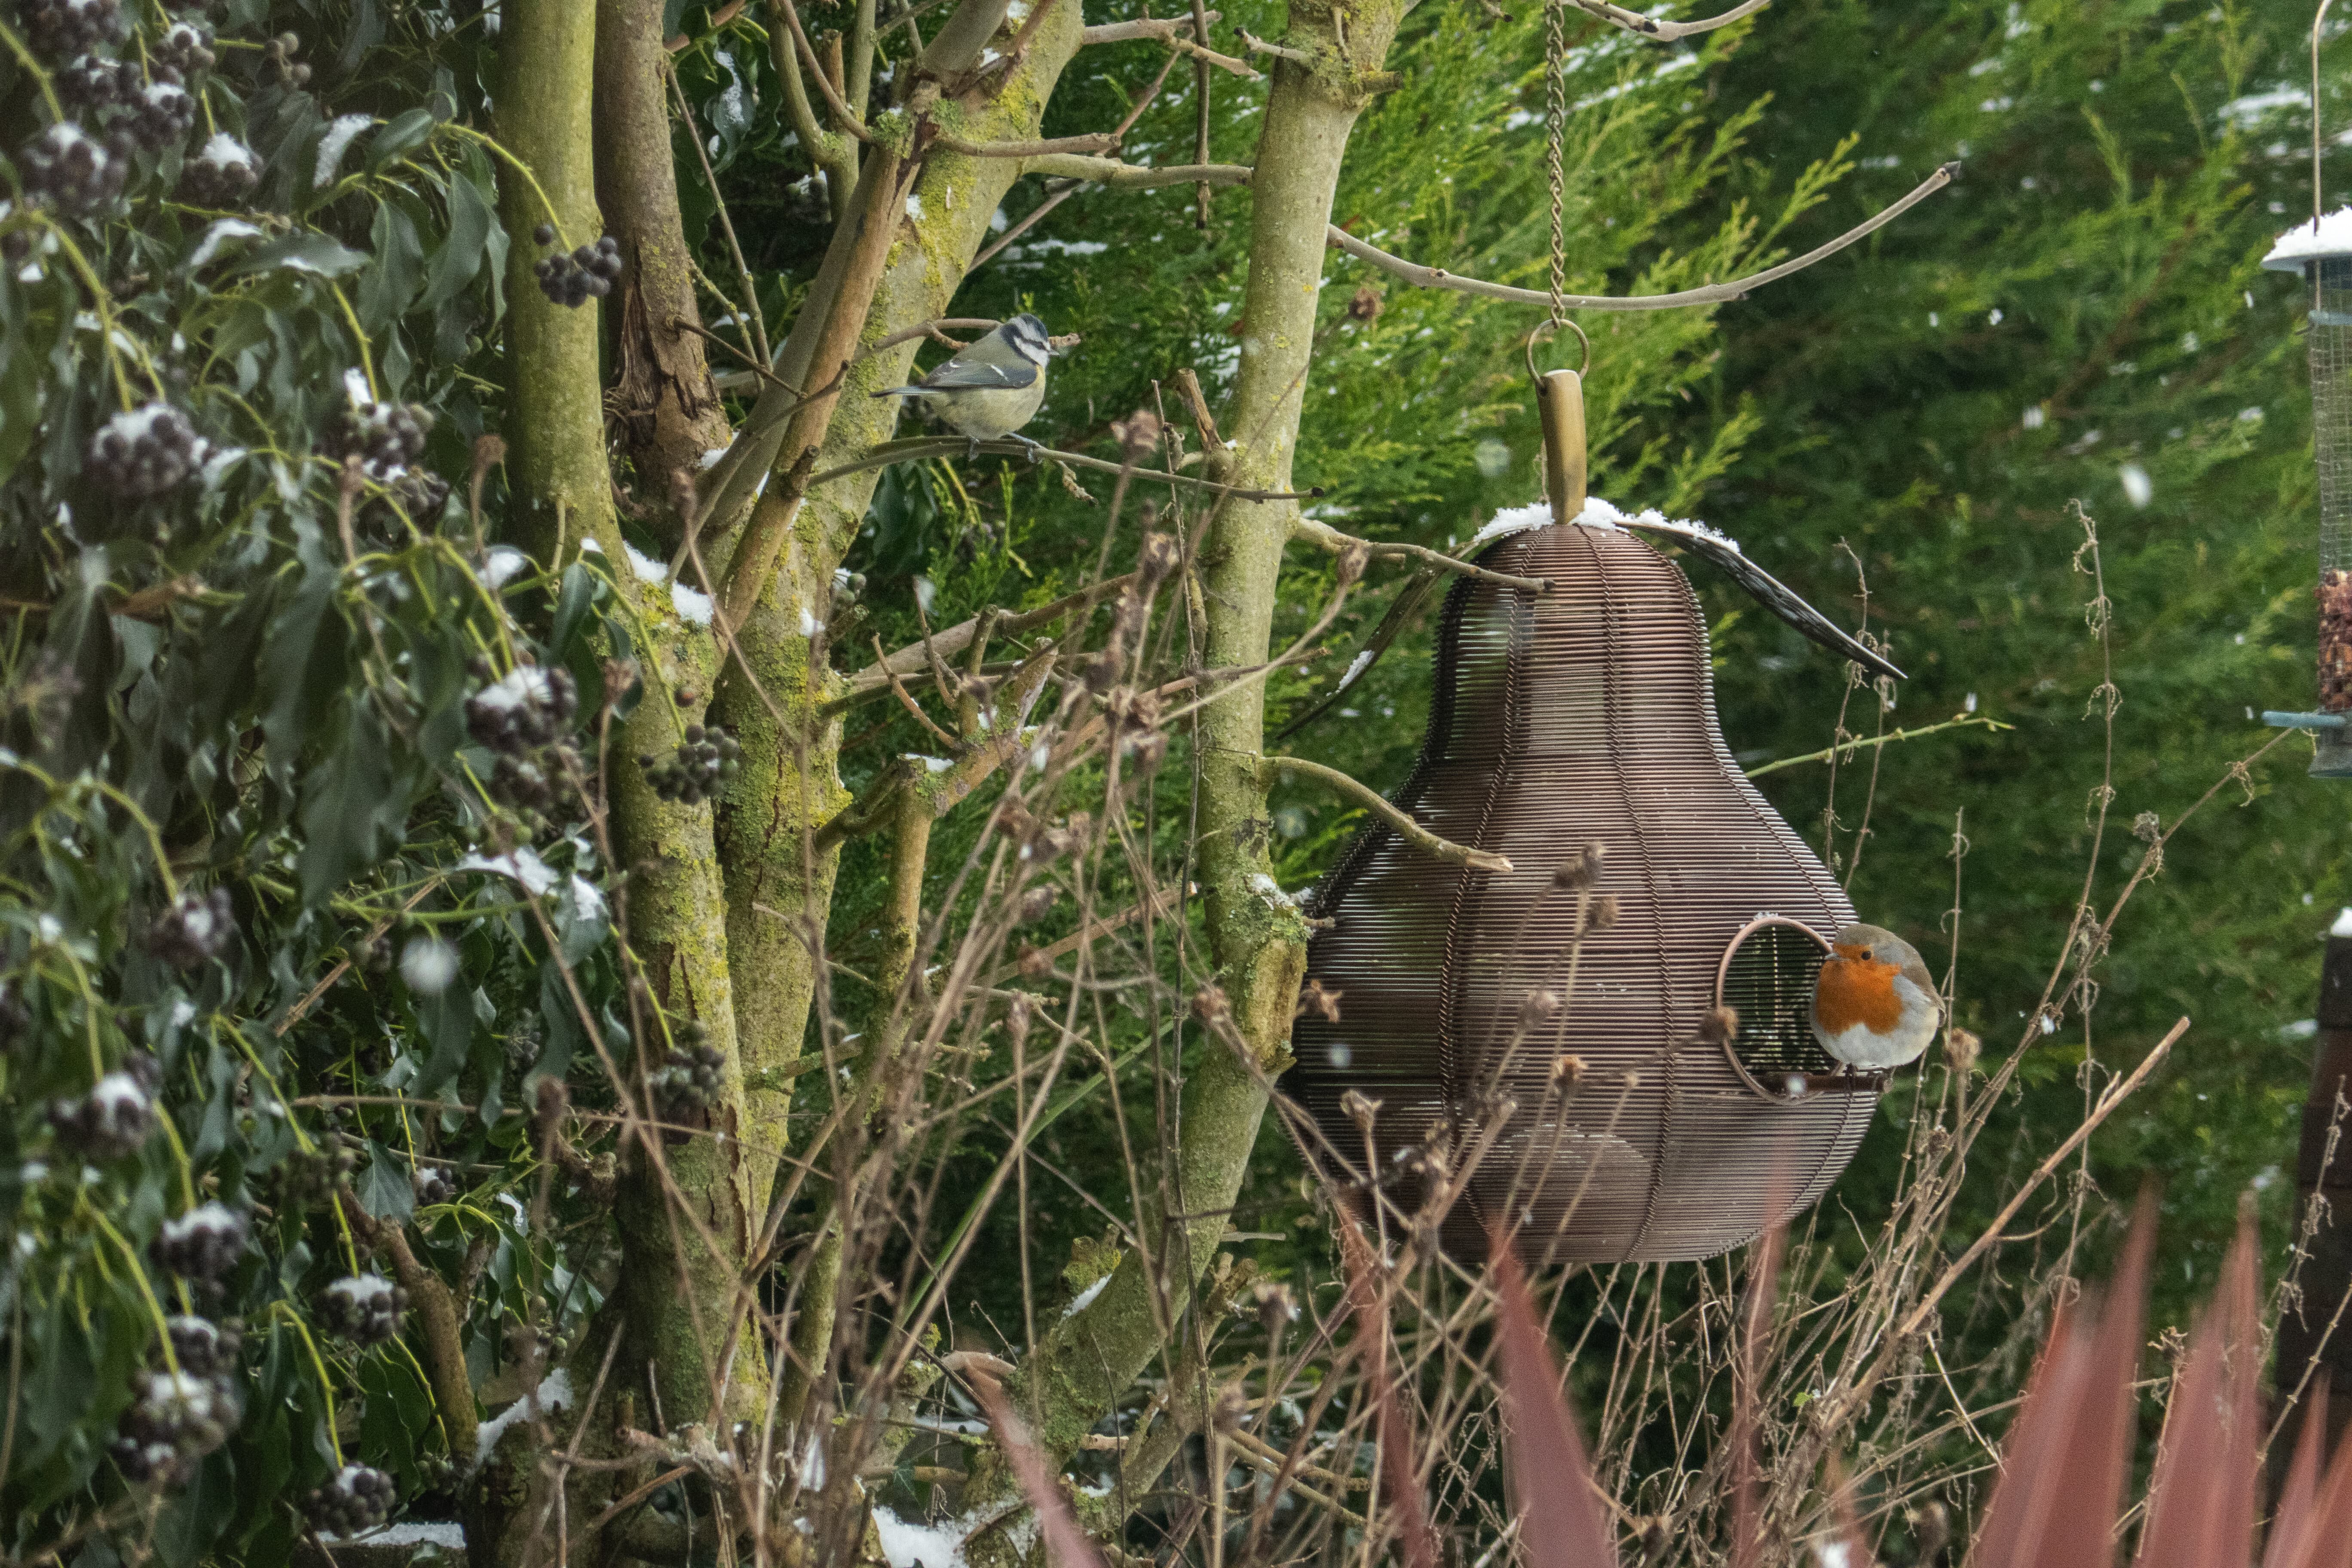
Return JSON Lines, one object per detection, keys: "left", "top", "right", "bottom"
{"left": 1968, "top": 1189, "right": 2155, "bottom": 1568}
{"left": 2260, "top": 1384, "right": 2328, "bottom": 1568}
{"left": 1341, "top": 1216, "right": 1440, "bottom": 1568}
{"left": 970, "top": 1375, "right": 1106, "bottom": 1568}
{"left": 2130, "top": 1202, "right": 2260, "bottom": 1568}
{"left": 1488, "top": 1226, "right": 1616, "bottom": 1568}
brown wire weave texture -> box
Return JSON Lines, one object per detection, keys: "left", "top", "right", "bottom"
{"left": 1287, "top": 520, "right": 1878, "bottom": 1262}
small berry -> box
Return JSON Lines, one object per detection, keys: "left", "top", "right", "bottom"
{"left": 412, "top": 1164, "right": 458, "bottom": 1207}
{"left": 532, "top": 221, "right": 554, "bottom": 245}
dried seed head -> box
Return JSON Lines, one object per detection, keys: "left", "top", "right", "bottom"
{"left": 1910, "top": 1502, "right": 1950, "bottom": 1561}
{"left": 1191, "top": 985, "right": 1231, "bottom": 1026}
{"left": 1550, "top": 1054, "right": 1586, "bottom": 1090}
{"left": 1111, "top": 408, "right": 1163, "bottom": 458}
{"left": 1699, "top": 1005, "right": 1740, "bottom": 1046}
{"left": 1296, "top": 978, "right": 1343, "bottom": 1023}
{"left": 1136, "top": 530, "right": 1180, "bottom": 587}
{"left": 1346, "top": 283, "right": 1384, "bottom": 323}
{"left": 1004, "top": 990, "right": 1034, "bottom": 1048}
{"left": 2132, "top": 810, "right": 2162, "bottom": 843}
{"left": 1252, "top": 1280, "right": 1299, "bottom": 1333}
{"left": 1339, "top": 1088, "right": 1381, "bottom": 1133}
{"left": 1121, "top": 729, "right": 1169, "bottom": 774}
{"left": 1553, "top": 842, "right": 1606, "bottom": 890}
{"left": 1017, "top": 885, "right": 1059, "bottom": 923}
{"left": 1585, "top": 894, "right": 1620, "bottom": 934}
{"left": 1517, "top": 989, "right": 1561, "bottom": 1030}
{"left": 1943, "top": 1026, "right": 1980, "bottom": 1078}
{"left": 1015, "top": 945, "right": 1054, "bottom": 980}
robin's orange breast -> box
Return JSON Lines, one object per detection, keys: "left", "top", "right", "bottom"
{"left": 1814, "top": 954, "right": 1905, "bottom": 1036}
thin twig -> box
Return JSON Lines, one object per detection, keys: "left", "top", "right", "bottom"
{"left": 803, "top": 437, "right": 1320, "bottom": 499}
{"left": 1569, "top": 0, "right": 1772, "bottom": 42}
{"left": 1327, "top": 161, "right": 1958, "bottom": 312}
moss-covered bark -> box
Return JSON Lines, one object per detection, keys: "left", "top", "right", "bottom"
{"left": 494, "top": 3, "right": 768, "bottom": 1545}
{"left": 1012, "top": 0, "right": 1418, "bottom": 1463}
{"left": 712, "top": 0, "right": 1087, "bottom": 1229}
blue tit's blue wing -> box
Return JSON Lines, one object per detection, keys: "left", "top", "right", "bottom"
{"left": 1623, "top": 516, "right": 1905, "bottom": 682}
{"left": 919, "top": 359, "right": 1039, "bottom": 391}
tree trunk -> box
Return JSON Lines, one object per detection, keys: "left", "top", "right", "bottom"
{"left": 1013, "top": 0, "right": 1417, "bottom": 1462}
{"left": 595, "top": 0, "right": 734, "bottom": 545}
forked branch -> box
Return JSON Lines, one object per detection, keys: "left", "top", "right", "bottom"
{"left": 1328, "top": 161, "right": 1957, "bottom": 312}
{"left": 1293, "top": 517, "right": 1549, "bottom": 594}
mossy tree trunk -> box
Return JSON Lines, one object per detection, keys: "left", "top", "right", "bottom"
{"left": 1011, "top": 0, "right": 1416, "bottom": 1464}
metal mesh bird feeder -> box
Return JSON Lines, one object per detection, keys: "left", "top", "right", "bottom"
{"left": 2261, "top": 211, "right": 2352, "bottom": 776}
{"left": 1285, "top": 344, "right": 1886, "bottom": 1264}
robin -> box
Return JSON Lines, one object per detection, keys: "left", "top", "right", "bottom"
{"left": 1810, "top": 923, "right": 1942, "bottom": 1071}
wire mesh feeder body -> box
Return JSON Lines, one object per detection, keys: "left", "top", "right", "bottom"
{"left": 1286, "top": 520, "right": 1879, "bottom": 1263}
{"left": 2261, "top": 217, "right": 2352, "bottom": 776}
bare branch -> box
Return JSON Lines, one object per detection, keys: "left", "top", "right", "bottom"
{"left": 1262, "top": 754, "right": 1515, "bottom": 874}
{"left": 1327, "top": 161, "right": 1957, "bottom": 312}
{"left": 933, "top": 131, "right": 1118, "bottom": 159}
{"left": 853, "top": 317, "right": 1003, "bottom": 361}
{"left": 835, "top": 573, "right": 1139, "bottom": 706}
{"left": 1570, "top": 0, "right": 1771, "bottom": 43}
{"left": 802, "top": 436, "right": 1321, "bottom": 499}
{"left": 1293, "top": 516, "right": 1551, "bottom": 594}
{"left": 769, "top": 0, "right": 876, "bottom": 143}
{"left": 1240, "top": 27, "right": 1312, "bottom": 63}
{"left": 1018, "top": 155, "right": 1253, "bottom": 189}
{"left": 1081, "top": 13, "right": 1259, "bottom": 76}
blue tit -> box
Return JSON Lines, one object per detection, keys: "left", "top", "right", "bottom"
{"left": 871, "top": 313, "right": 1054, "bottom": 459}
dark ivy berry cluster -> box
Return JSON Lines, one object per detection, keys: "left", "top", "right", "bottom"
{"left": 47, "top": 1070, "right": 155, "bottom": 1161}
{"left": 260, "top": 30, "right": 309, "bottom": 86}
{"left": 18, "top": 121, "right": 130, "bottom": 216}
{"left": 86, "top": 402, "right": 204, "bottom": 501}
{"left": 641, "top": 724, "right": 741, "bottom": 805}
{"left": 274, "top": 1142, "right": 358, "bottom": 1210}
{"left": 336, "top": 400, "right": 434, "bottom": 479}
{"left": 145, "top": 886, "right": 236, "bottom": 968}
{"left": 18, "top": 0, "right": 126, "bottom": 60}
{"left": 110, "top": 1368, "right": 238, "bottom": 1485}
{"left": 150, "top": 1203, "right": 249, "bottom": 1295}
{"left": 412, "top": 1164, "right": 458, "bottom": 1207}
{"left": 166, "top": 1314, "right": 241, "bottom": 1377}
{"left": 317, "top": 1274, "right": 406, "bottom": 1347}
{"left": 530, "top": 224, "right": 624, "bottom": 308}
{"left": 465, "top": 659, "right": 583, "bottom": 835}
{"left": 152, "top": 18, "right": 215, "bottom": 77}
{"left": 359, "top": 469, "right": 452, "bottom": 545}
{"left": 179, "top": 132, "right": 259, "bottom": 207}
{"left": 305, "top": 1465, "right": 398, "bottom": 1535}
{"left": 649, "top": 1021, "right": 724, "bottom": 1120}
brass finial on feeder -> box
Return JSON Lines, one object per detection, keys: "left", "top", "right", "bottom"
{"left": 1528, "top": 321, "right": 1589, "bottom": 523}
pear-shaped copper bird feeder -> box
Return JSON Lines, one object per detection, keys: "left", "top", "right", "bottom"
{"left": 1287, "top": 329, "right": 1901, "bottom": 1263}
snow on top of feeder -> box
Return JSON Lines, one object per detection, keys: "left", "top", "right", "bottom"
{"left": 1470, "top": 497, "right": 1744, "bottom": 556}
{"left": 2263, "top": 205, "right": 2352, "bottom": 270}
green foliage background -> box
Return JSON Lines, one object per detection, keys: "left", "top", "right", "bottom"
{"left": 0, "top": 0, "right": 2346, "bottom": 1556}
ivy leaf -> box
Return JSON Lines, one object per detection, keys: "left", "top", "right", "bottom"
{"left": 224, "top": 232, "right": 371, "bottom": 279}
{"left": 357, "top": 1140, "right": 416, "bottom": 1221}
{"left": 420, "top": 168, "right": 496, "bottom": 312}
{"left": 369, "top": 106, "right": 438, "bottom": 170}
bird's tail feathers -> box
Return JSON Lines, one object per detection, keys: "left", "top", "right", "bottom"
{"left": 870, "top": 386, "right": 925, "bottom": 400}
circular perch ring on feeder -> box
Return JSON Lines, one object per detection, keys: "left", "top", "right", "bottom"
{"left": 1713, "top": 916, "right": 1884, "bottom": 1103}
